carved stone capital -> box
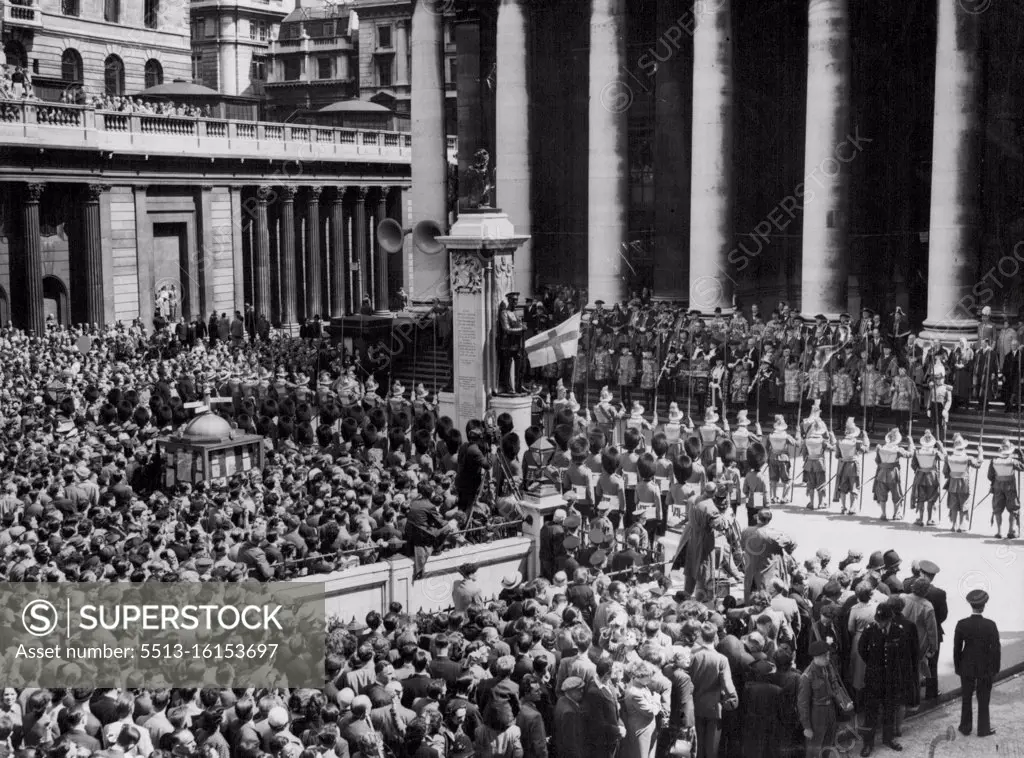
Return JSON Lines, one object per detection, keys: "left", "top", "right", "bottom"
{"left": 86, "top": 184, "right": 111, "bottom": 202}
{"left": 280, "top": 186, "right": 298, "bottom": 202}
{"left": 199, "top": 184, "right": 214, "bottom": 192}
{"left": 356, "top": 186, "right": 370, "bottom": 203}
{"left": 24, "top": 183, "right": 45, "bottom": 203}
{"left": 308, "top": 185, "right": 323, "bottom": 202}
{"left": 333, "top": 185, "right": 349, "bottom": 203}
{"left": 378, "top": 186, "right": 392, "bottom": 202}
{"left": 257, "top": 185, "right": 274, "bottom": 203}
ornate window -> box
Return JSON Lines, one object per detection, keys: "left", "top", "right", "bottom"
{"left": 144, "top": 59, "right": 163, "bottom": 89}
{"left": 61, "top": 49, "right": 83, "bottom": 83}
{"left": 104, "top": 55, "right": 125, "bottom": 96}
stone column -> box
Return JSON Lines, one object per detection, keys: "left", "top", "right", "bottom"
{"left": 305, "top": 186, "right": 323, "bottom": 319}
{"left": 329, "top": 186, "right": 348, "bottom": 318}
{"left": 279, "top": 186, "right": 298, "bottom": 327}
{"left": 496, "top": 0, "right": 533, "bottom": 297}
{"left": 920, "top": 0, "right": 982, "bottom": 340}
{"left": 411, "top": 0, "right": 449, "bottom": 302}
{"left": 395, "top": 19, "right": 410, "bottom": 87}
{"left": 375, "top": 187, "right": 393, "bottom": 314}
{"left": 219, "top": 14, "right": 238, "bottom": 95}
{"left": 21, "top": 182, "right": 45, "bottom": 336}
{"left": 688, "top": 0, "right": 734, "bottom": 313}
{"left": 652, "top": 0, "right": 690, "bottom": 300}
{"left": 456, "top": 2, "right": 483, "bottom": 213}
{"left": 800, "top": 0, "right": 851, "bottom": 320}
{"left": 354, "top": 186, "right": 369, "bottom": 309}
{"left": 588, "top": 0, "right": 629, "bottom": 306}
{"left": 254, "top": 186, "right": 273, "bottom": 320}
{"left": 83, "top": 184, "right": 109, "bottom": 326}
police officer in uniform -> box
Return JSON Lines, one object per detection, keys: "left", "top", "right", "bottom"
{"left": 953, "top": 589, "right": 1000, "bottom": 737}
{"left": 798, "top": 640, "right": 854, "bottom": 758}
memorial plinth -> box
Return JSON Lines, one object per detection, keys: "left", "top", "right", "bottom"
{"left": 158, "top": 412, "right": 265, "bottom": 486}
{"left": 521, "top": 491, "right": 565, "bottom": 580}
{"left": 438, "top": 211, "right": 529, "bottom": 434}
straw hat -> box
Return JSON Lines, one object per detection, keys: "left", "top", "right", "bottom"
{"left": 952, "top": 433, "right": 968, "bottom": 452}
{"left": 885, "top": 428, "right": 902, "bottom": 445}
{"left": 919, "top": 430, "right": 936, "bottom": 448}
{"left": 704, "top": 407, "right": 719, "bottom": 424}
{"left": 735, "top": 409, "right": 750, "bottom": 427}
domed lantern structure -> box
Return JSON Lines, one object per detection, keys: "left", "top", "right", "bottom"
{"left": 158, "top": 409, "right": 264, "bottom": 486}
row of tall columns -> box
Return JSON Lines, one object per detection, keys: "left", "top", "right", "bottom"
{"left": 587, "top": 0, "right": 629, "bottom": 305}
{"left": 636, "top": 0, "right": 982, "bottom": 330}
{"left": 14, "top": 181, "right": 107, "bottom": 334}
{"left": 248, "top": 185, "right": 395, "bottom": 325}
{"left": 410, "top": 0, "right": 449, "bottom": 303}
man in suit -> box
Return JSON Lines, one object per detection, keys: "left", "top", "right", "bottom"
{"left": 516, "top": 675, "right": 548, "bottom": 758}
{"left": 689, "top": 622, "right": 739, "bottom": 758}
{"left": 904, "top": 559, "right": 948, "bottom": 700}
{"left": 582, "top": 659, "right": 624, "bottom": 758}
{"left": 553, "top": 677, "right": 586, "bottom": 758}
{"left": 953, "top": 589, "right": 1001, "bottom": 737}
{"left": 1002, "top": 338, "right": 1023, "bottom": 411}
{"left": 428, "top": 635, "right": 462, "bottom": 688}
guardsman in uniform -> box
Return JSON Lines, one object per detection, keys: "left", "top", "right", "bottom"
{"left": 593, "top": 385, "right": 625, "bottom": 445}
{"left": 873, "top": 428, "right": 913, "bottom": 521}
{"left": 953, "top": 589, "right": 1000, "bottom": 738}
{"left": 911, "top": 430, "right": 944, "bottom": 527}
{"left": 800, "top": 416, "right": 833, "bottom": 511}
{"left": 799, "top": 640, "right": 854, "bottom": 758}
{"left": 833, "top": 417, "right": 869, "bottom": 515}
{"left": 944, "top": 434, "right": 981, "bottom": 533}
{"left": 767, "top": 414, "right": 798, "bottom": 505}
{"left": 730, "top": 409, "right": 762, "bottom": 476}
{"left": 742, "top": 440, "right": 770, "bottom": 526}
{"left": 698, "top": 406, "right": 728, "bottom": 470}
{"left": 987, "top": 439, "right": 1024, "bottom": 539}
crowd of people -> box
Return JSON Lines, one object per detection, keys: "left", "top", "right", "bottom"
{"left": 523, "top": 294, "right": 1024, "bottom": 443}
{"left": 0, "top": 64, "right": 36, "bottom": 101}
{"left": 0, "top": 300, "right": 1008, "bottom": 758}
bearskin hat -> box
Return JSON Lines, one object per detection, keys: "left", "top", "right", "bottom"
{"left": 236, "top": 413, "right": 255, "bottom": 434}
{"left": 59, "top": 397, "right": 76, "bottom": 418}
{"left": 133, "top": 406, "right": 151, "bottom": 427}
{"left": 369, "top": 408, "right": 387, "bottom": 432}
{"left": 155, "top": 404, "right": 173, "bottom": 425}
{"left": 107, "top": 388, "right": 123, "bottom": 407}
{"left": 340, "top": 417, "right": 359, "bottom": 442}
{"left": 98, "top": 403, "right": 118, "bottom": 425}
{"left": 241, "top": 397, "right": 257, "bottom": 417}
{"left": 746, "top": 440, "right": 768, "bottom": 470}
{"left": 296, "top": 423, "right": 315, "bottom": 446}
{"left": 256, "top": 415, "right": 273, "bottom": 436}
{"left": 683, "top": 435, "right": 702, "bottom": 460}
{"left": 277, "top": 416, "right": 295, "bottom": 439}
{"left": 172, "top": 405, "right": 189, "bottom": 425}
{"left": 295, "top": 402, "right": 313, "bottom": 423}
{"left": 116, "top": 400, "right": 133, "bottom": 422}
{"left": 260, "top": 398, "right": 279, "bottom": 418}
{"left": 124, "top": 389, "right": 139, "bottom": 407}
{"left": 316, "top": 423, "right": 334, "bottom": 447}
{"left": 84, "top": 385, "right": 100, "bottom": 403}
{"left": 279, "top": 396, "right": 296, "bottom": 418}
{"left": 717, "top": 438, "right": 737, "bottom": 465}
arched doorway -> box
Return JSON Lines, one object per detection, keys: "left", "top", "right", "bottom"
{"left": 43, "top": 276, "right": 69, "bottom": 326}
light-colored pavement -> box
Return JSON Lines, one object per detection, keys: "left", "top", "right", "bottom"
{"left": 900, "top": 674, "right": 1024, "bottom": 757}
{"left": 733, "top": 453, "right": 1024, "bottom": 694}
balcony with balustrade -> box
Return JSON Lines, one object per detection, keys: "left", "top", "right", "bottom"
{"left": 0, "top": 99, "right": 428, "bottom": 164}
{"left": 3, "top": 0, "right": 42, "bottom": 27}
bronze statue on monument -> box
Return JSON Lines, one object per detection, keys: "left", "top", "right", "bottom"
{"left": 497, "top": 291, "right": 527, "bottom": 395}
{"left": 462, "top": 148, "right": 494, "bottom": 211}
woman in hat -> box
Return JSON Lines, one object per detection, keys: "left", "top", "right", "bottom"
{"left": 766, "top": 415, "right": 797, "bottom": 505}
{"left": 944, "top": 434, "right": 982, "bottom": 533}
{"left": 910, "top": 430, "right": 945, "bottom": 527}
{"left": 873, "top": 428, "right": 913, "bottom": 521}
{"left": 833, "top": 418, "right": 869, "bottom": 515}
{"left": 800, "top": 417, "right": 834, "bottom": 511}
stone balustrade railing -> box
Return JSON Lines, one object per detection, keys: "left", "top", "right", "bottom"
{"left": 0, "top": 99, "right": 442, "bottom": 165}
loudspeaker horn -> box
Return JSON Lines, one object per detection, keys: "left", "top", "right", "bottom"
{"left": 376, "top": 218, "right": 408, "bottom": 254}
{"left": 413, "top": 219, "right": 445, "bottom": 256}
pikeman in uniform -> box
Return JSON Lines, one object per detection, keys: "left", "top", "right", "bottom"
{"left": 731, "top": 409, "right": 763, "bottom": 476}
{"left": 988, "top": 439, "right": 1024, "bottom": 539}
{"left": 926, "top": 371, "right": 954, "bottom": 442}
{"left": 767, "top": 414, "right": 798, "bottom": 505}
{"left": 697, "top": 406, "right": 728, "bottom": 471}
{"left": 833, "top": 417, "right": 870, "bottom": 515}
{"left": 801, "top": 399, "right": 824, "bottom": 441}
{"left": 800, "top": 415, "right": 833, "bottom": 511}
{"left": 874, "top": 428, "right": 913, "bottom": 521}
{"left": 412, "top": 383, "right": 436, "bottom": 421}
{"left": 944, "top": 434, "right": 982, "bottom": 533}
{"left": 387, "top": 380, "right": 411, "bottom": 425}
{"left": 593, "top": 385, "right": 625, "bottom": 446}
{"left": 911, "top": 429, "right": 945, "bottom": 527}
{"left": 362, "top": 375, "right": 384, "bottom": 411}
